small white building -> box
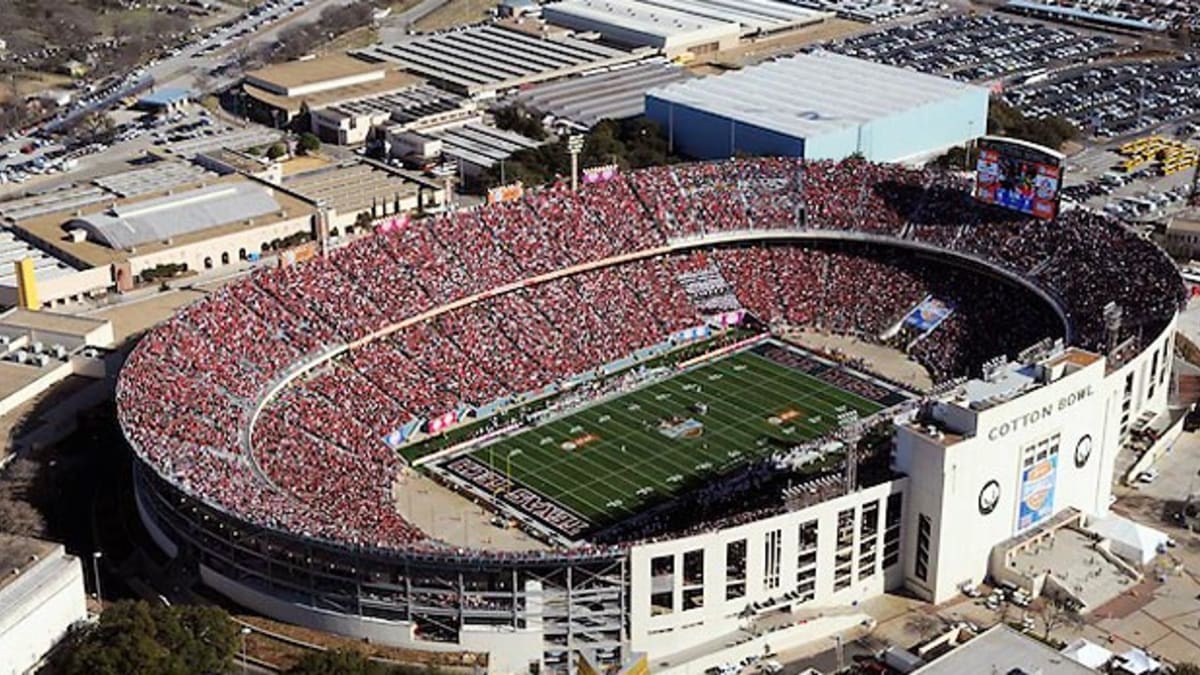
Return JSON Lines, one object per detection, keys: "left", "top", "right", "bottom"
{"left": 0, "top": 535, "right": 88, "bottom": 675}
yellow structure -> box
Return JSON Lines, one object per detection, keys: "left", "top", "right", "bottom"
{"left": 15, "top": 258, "right": 39, "bottom": 310}
{"left": 578, "top": 652, "right": 649, "bottom": 675}
{"left": 1116, "top": 134, "right": 1199, "bottom": 176}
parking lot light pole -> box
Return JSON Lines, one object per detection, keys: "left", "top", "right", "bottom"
{"left": 241, "top": 626, "right": 252, "bottom": 674}
{"left": 91, "top": 551, "right": 103, "bottom": 610}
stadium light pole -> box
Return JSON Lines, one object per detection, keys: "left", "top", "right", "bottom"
{"left": 568, "top": 134, "right": 584, "bottom": 191}
{"left": 240, "top": 626, "right": 251, "bottom": 674}
{"left": 91, "top": 551, "right": 103, "bottom": 611}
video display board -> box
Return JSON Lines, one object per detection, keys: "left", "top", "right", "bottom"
{"left": 974, "top": 137, "right": 1064, "bottom": 220}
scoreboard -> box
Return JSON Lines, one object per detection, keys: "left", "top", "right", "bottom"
{"left": 974, "top": 137, "right": 1065, "bottom": 220}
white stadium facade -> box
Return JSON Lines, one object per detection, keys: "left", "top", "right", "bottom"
{"left": 120, "top": 157, "right": 1184, "bottom": 673}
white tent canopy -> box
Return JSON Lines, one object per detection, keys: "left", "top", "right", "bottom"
{"left": 1061, "top": 638, "right": 1113, "bottom": 670}
{"left": 1088, "top": 514, "right": 1170, "bottom": 566}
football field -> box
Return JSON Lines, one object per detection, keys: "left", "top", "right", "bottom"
{"left": 446, "top": 344, "right": 896, "bottom": 532}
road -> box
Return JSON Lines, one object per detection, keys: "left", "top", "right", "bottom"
{"left": 0, "top": 0, "right": 351, "bottom": 167}
{"left": 378, "top": 0, "right": 452, "bottom": 43}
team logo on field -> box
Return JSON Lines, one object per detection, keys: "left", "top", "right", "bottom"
{"left": 561, "top": 433, "right": 600, "bottom": 451}
{"left": 768, "top": 409, "right": 802, "bottom": 426}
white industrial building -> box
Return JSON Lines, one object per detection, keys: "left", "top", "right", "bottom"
{"left": 542, "top": 0, "right": 830, "bottom": 57}
{"left": 0, "top": 535, "right": 88, "bottom": 675}
{"left": 647, "top": 51, "right": 989, "bottom": 161}
{"left": 542, "top": 0, "right": 742, "bottom": 57}
{"left": 914, "top": 625, "right": 1100, "bottom": 675}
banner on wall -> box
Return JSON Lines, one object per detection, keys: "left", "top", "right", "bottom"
{"left": 1018, "top": 454, "right": 1057, "bottom": 531}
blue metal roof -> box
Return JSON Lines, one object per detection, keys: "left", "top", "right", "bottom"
{"left": 137, "top": 88, "right": 191, "bottom": 107}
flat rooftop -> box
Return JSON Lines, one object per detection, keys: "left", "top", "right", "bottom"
{"left": 283, "top": 163, "right": 420, "bottom": 215}
{"left": 647, "top": 50, "right": 987, "bottom": 139}
{"left": 430, "top": 124, "right": 543, "bottom": 169}
{"left": 319, "top": 83, "right": 469, "bottom": 124}
{"left": 544, "top": 0, "right": 737, "bottom": 38}
{"left": 355, "top": 24, "right": 646, "bottom": 95}
{"left": 914, "top": 624, "right": 1098, "bottom": 674}
{"left": 0, "top": 533, "right": 56, "bottom": 594}
{"left": 158, "top": 127, "right": 284, "bottom": 160}
{"left": 244, "top": 70, "right": 422, "bottom": 115}
{"left": 0, "top": 308, "right": 109, "bottom": 338}
{"left": 0, "top": 185, "right": 112, "bottom": 222}
{"left": 1011, "top": 527, "right": 1136, "bottom": 611}
{"left": 12, "top": 175, "right": 316, "bottom": 267}
{"left": 246, "top": 54, "right": 388, "bottom": 92}
{"left": 517, "top": 61, "right": 694, "bottom": 128}
{"left": 93, "top": 160, "right": 217, "bottom": 198}
{"left": 0, "top": 228, "right": 78, "bottom": 288}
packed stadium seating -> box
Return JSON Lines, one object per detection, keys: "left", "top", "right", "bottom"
{"left": 119, "top": 157, "right": 1185, "bottom": 554}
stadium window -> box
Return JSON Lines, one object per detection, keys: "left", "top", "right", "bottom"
{"left": 763, "top": 529, "right": 782, "bottom": 591}
{"left": 683, "top": 549, "right": 704, "bottom": 587}
{"left": 884, "top": 494, "right": 902, "bottom": 569}
{"left": 683, "top": 587, "right": 704, "bottom": 611}
{"left": 651, "top": 555, "right": 674, "bottom": 580}
{"left": 726, "top": 539, "right": 747, "bottom": 601}
{"left": 915, "top": 514, "right": 932, "bottom": 582}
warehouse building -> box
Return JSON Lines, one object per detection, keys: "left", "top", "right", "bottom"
{"left": 11, "top": 175, "right": 317, "bottom": 290}
{"left": 282, "top": 162, "right": 444, "bottom": 233}
{"left": 542, "top": 0, "right": 741, "bottom": 57}
{"left": 355, "top": 24, "right": 648, "bottom": 97}
{"left": 243, "top": 54, "right": 421, "bottom": 126}
{"left": 516, "top": 61, "right": 694, "bottom": 129}
{"left": 646, "top": 51, "right": 989, "bottom": 162}
{"left": 542, "top": 0, "right": 830, "bottom": 56}
{"left": 310, "top": 83, "right": 476, "bottom": 145}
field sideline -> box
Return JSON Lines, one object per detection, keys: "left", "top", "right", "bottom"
{"left": 457, "top": 344, "right": 890, "bottom": 529}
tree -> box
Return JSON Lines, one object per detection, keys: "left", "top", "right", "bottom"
{"left": 266, "top": 142, "right": 288, "bottom": 160}
{"left": 0, "top": 498, "right": 45, "bottom": 536}
{"left": 63, "top": 601, "right": 239, "bottom": 675}
{"left": 904, "top": 612, "right": 941, "bottom": 643}
{"left": 1173, "top": 663, "right": 1200, "bottom": 675}
{"left": 298, "top": 132, "right": 321, "bottom": 155}
{"left": 987, "top": 100, "right": 1078, "bottom": 150}
{"left": 1038, "top": 598, "right": 1083, "bottom": 642}
{"left": 492, "top": 104, "right": 547, "bottom": 141}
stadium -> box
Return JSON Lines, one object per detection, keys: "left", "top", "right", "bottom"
{"left": 118, "top": 157, "right": 1185, "bottom": 673}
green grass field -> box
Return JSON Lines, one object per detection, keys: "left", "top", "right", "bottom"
{"left": 457, "top": 346, "right": 887, "bottom": 529}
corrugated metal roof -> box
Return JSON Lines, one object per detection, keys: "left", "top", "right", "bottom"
{"left": 518, "top": 61, "right": 694, "bottom": 127}
{"left": 67, "top": 181, "right": 283, "bottom": 250}
{"left": 355, "top": 24, "right": 641, "bottom": 94}
{"left": 547, "top": 0, "right": 827, "bottom": 36}
{"left": 647, "top": 51, "right": 987, "bottom": 139}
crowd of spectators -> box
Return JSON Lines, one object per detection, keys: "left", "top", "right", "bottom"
{"left": 118, "top": 157, "right": 1185, "bottom": 556}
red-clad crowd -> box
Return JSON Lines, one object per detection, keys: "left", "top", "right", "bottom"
{"left": 118, "top": 157, "right": 1185, "bottom": 554}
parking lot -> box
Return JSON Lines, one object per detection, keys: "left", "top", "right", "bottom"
{"left": 1003, "top": 57, "right": 1200, "bottom": 139}
{"left": 0, "top": 106, "right": 236, "bottom": 188}
{"left": 1061, "top": 129, "right": 1198, "bottom": 220}
{"left": 822, "top": 14, "right": 1126, "bottom": 82}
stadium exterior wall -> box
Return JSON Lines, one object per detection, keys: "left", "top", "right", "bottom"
{"left": 895, "top": 317, "right": 1177, "bottom": 604}
{"left": 646, "top": 88, "right": 987, "bottom": 162}
{"left": 628, "top": 479, "right": 907, "bottom": 660}
{"left": 127, "top": 226, "right": 1177, "bottom": 672}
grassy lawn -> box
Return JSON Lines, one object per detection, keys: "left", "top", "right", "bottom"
{"left": 412, "top": 0, "right": 499, "bottom": 32}
{"left": 463, "top": 346, "right": 885, "bottom": 527}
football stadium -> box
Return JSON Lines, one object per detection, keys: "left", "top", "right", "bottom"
{"left": 119, "top": 157, "right": 1185, "bottom": 673}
